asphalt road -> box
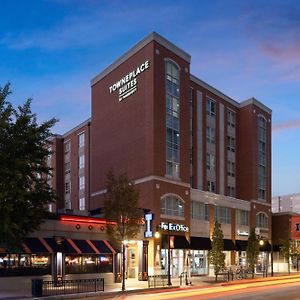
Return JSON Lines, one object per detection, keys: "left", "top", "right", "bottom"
{"left": 89, "top": 279, "right": 300, "bottom": 300}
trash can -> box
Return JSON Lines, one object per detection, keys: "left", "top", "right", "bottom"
{"left": 32, "top": 279, "right": 43, "bottom": 297}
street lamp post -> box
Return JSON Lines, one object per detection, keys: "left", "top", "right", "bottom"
{"left": 271, "top": 241, "right": 274, "bottom": 277}
{"left": 167, "top": 222, "right": 172, "bottom": 286}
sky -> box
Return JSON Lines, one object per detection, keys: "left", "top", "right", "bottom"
{"left": 0, "top": 0, "right": 299, "bottom": 197}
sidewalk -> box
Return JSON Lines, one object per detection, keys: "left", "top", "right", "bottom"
{"left": 0, "top": 273, "right": 297, "bottom": 300}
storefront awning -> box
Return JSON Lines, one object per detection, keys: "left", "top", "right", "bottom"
{"left": 22, "top": 237, "right": 54, "bottom": 254}
{"left": 235, "top": 240, "right": 248, "bottom": 251}
{"left": 223, "top": 239, "right": 237, "bottom": 251}
{"left": 190, "top": 237, "right": 211, "bottom": 250}
{"left": 162, "top": 235, "right": 190, "bottom": 249}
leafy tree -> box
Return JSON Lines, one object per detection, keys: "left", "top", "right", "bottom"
{"left": 0, "top": 83, "right": 57, "bottom": 249}
{"left": 103, "top": 170, "right": 143, "bottom": 291}
{"left": 280, "top": 238, "right": 299, "bottom": 274}
{"left": 246, "top": 228, "right": 259, "bottom": 278}
{"left": 210, "top": 221, "right": 225, "bottom": 281}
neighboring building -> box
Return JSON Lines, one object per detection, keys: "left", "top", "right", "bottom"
{"left": 272, "top": 193, "right": 300, "bottom": 214}
{"left": 1, "top": 32, "right": 272, "bottom": 282}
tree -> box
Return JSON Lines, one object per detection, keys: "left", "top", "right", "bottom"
{"left": 0, "top": 83, "right": 57, "bottom": 249}
{"left": 210, "top": 221, "right": 225, "bottom": 281}
{"left": 103, "top": 170, "right": 143, "bottom": 291}
{"left": 246, "top": 228, "right": 259, "bottom": 278}
{"left": 280, "top": 238, "right": 299, "bottom": 274}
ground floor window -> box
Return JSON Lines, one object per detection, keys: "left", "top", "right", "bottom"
{"left": 65, "top": 254, "right": 113, "bottom": 274}
{"left": 190, "top": 250, "right": 209, "bottom": 275}
{"left": 0, "top": 253, "right": 51, "bottom": 276}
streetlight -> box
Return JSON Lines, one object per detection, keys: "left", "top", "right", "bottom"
{"left": 167, "top": 222, "right": 172, "bottom": 286}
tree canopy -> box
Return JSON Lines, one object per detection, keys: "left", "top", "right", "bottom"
{"left": 0, "top": 83, "right": 57, "bottom": 248}
{"left": 246, "top": 228, "right": 259, "bottom": 278}
{"left": 210, "top": 221, "right": 225, "bottom": 281}
{"left": 103, "top": 170, "right": 143, "bottom": 247}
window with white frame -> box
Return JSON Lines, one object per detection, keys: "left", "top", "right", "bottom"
{"left": 79, "top": 154, "right": 85, "bottom": 169}
{"left": 215, "top": 206, "right": 231, "bottom": 224}
{"left": 227, "top": 136, "right": 235, "bottom": 152}
{"left": 79, "top": 197, "right": 85, "bottom": 211}
{"left": 166, "top": 60, "right": 180, "bottom": 179}
{"left": 258, "top": 116, "right": 266, "bottom": 200}
{"left": 206, "top": 126, "right": 215, "bottom": 144}
{"left": 236, "top": 209, "right": 249, "bottom": 226}
{"left": 206, "top": 153, "right": 215, "bottom": 171}
{"left": 207, "top": 180, "right": 215, "bottom": 193}
{"left": 161, "top": 195, "right": 184, "bottom": 217}
{"left": 64, "top": 140, "right": 71, "bottom": 154}
{"left": 79, "top": 176, "right": 85, "bottom": 190}
{"left": 227, "top": 186, "right": 235, "bottom": 197}
{"left": 191, "top": 201, "right": 208, "bottom": 221}
{"left": 65, "top": 182, "right": 71, "bottom": 194}
{"left": 79, "top": 132, "right": 85, "bottom": 148}
{"left": 256, "top": 212, "right": 268, "bottom": 228}
{"left": 206, "top": 97, "right": 216, "bottom": 117}
{"left": 227, "top": 110, "right": 236, "bottom": 128}
{"left": 65, "top": 162, "right": 71, "bottom": 174}
{"left": 227, "top": 161, "right": 235, "bottom": 177}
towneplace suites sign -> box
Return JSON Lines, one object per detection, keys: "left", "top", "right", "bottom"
{"left": 109, "top": 60, "right": 150, "bottom": 102}
{"left": 160, "top": 222, "right": 189, "bottom": 233}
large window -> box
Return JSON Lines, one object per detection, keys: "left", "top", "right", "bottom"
{"left": 206, "top": 153, "right": 215, "bottom": 171}
{"left": 79, "top": 197, "right": 85, "bottom": 211}
{"left": 64, "top": 140, "right": 71, "bottom": 154}
{"left": 227, "top": 110, "right": 236, "bottom": 128}
{"left": 227, "top": 161, "right": 235, "bottom": 177}
{"left": 161, "top": 195, "right": 184, "bottom": 217}
{"left": 236, "top": 209, "right": 249, "bottom": 226}
{"left": 227, "top": 136, "right": 235, "bottom": 152}
{"left": 206, "top": 126, "right": 215, "bottom": 144}
{"left": 207, "top": 180, "right": 215, "bottom": 193}
{"left": 227, "top": 186, "right": 235, "bottom": 197}
{"left": 79, "top": 155, "right": 85, "bottom": 169}
{"left": 215, "top": 206, "right": 231, "bottom": 224}
{"left": 191, "top": 201, "right": 208, "bottom": 221}
{"left": 78, "top": 132, "right": 85, "bottom": 148}
{"left": 258, "top": 116, "right": 266, "bottom": 200}
{"left": 166, "top": 60, "right": 180, "bottom": 178}
{"left": 256, "top": 212, "right": 268, "bottom": 229}
{"left": 206, "top": 98, "right": 216, "bottom": 117}
{"left": 79, "top": 176, "right": 85, "bottom": 190}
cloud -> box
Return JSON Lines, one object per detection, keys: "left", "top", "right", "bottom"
{"left": 273, "top": 119, "right": 300, "bottom": 132}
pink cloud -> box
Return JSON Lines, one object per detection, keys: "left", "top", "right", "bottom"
{"left": 273, "top": 119, "right": 300, "bottom": 132}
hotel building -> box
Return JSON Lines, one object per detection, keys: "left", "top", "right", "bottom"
{"left": 45, "top": 32, "right": 272, "bottom": 278}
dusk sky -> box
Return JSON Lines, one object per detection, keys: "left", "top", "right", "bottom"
{"left": 0, "top": 0, "right": 299, "bottom": 196}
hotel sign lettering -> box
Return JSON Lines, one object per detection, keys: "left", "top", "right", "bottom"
{"left": 109, "top": 60, "right": 150, "bottom": 102}
{"left": 160, "top": 222, "right": 189, "bottom": 233}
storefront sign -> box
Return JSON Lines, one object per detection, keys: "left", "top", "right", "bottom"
{"left": 160, "top": 222, "right": 189, "bottom": 233}
{"left": 237, "top": 230, "right": 249, "bottom": 236}
{"left": 109, "top": 60, "right": 150, "bottom": 102}
{"left": 144, "top": 213, "right": 154, "bottom": 238}
{"left": 291, "top": 216, "right": 300, "bottom": 239}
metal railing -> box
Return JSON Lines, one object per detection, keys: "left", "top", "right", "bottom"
{"left": 148, "top": 275, "right": 169, "bottom": 288}
{"left": 32, "top": 278, "right": 104, "bottom": 297}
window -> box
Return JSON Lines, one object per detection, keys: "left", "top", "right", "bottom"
{"left": 206, "top": 126, "right": 215, "bottom": 144}
{"left": 215, "top": 206, "right": 231, "bottom": 224}
{"left": 227, "top": 161, "right": 235, "bottom": 177}
{"left": 79, "top": 176, "right": 85, "bottom": 190}
{"left": 207, "top": 180, "right": 215, "bottom": 193}
{"left": 166, "top": 60, "right": 180, "bottom": 178}
{"left": 227, "top": 136, "right": 235, "bottom": 152}
{"left": 65, "top": 162, "right": 71, "bottom": 174}
{"left": 258, "top": 116, "right": 266, "bottom": 200}
{"left": 227, "top": 186, "right": 235, "bottom": 197}
{"left": 191, "top": 201, "right": 208, "bottom": 221}
{"left": 256, "top": 212, "right": 268, "bottom": 229}
{"left": 65, "top": 182, "right": 71, "bottom": 194}
{"left": 236, "top": 209, "right": 249, "bottom": 226}
{"left": 206, "top": 98, "right": 216, "bottom": 117}
{"left": 161, "top": 195, "right": 184, "bottom": 217}
{"left": 227, "top": 110, "right": 236, "bottom": 128}
{"left": 79, "top": 155, "right": 85, "bottom": 169}
{"left": 206, "top": 153, "right": 215, "bottom": 171}
{"left": 79, "top": 132, "right": 85, "bottom": 148}
{"left": 79, "top": 197, "right": 85, "bottom": 211}
{"left": 64, "top": 140, "right": 71, "bottom": 154}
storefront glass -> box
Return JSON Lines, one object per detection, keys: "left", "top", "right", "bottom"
{"left": 65, "top": 254, "right": 113, "bottom": 274}
{"left": 190, "top": 250, "right": 208, "bottom": 275}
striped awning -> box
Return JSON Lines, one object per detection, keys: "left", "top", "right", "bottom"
{"left": 21, "top": 238, "right": 115, "bottom": 255}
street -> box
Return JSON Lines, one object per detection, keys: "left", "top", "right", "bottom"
{"left": 84, "top": 276, "right": 300, "bottom": 300}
